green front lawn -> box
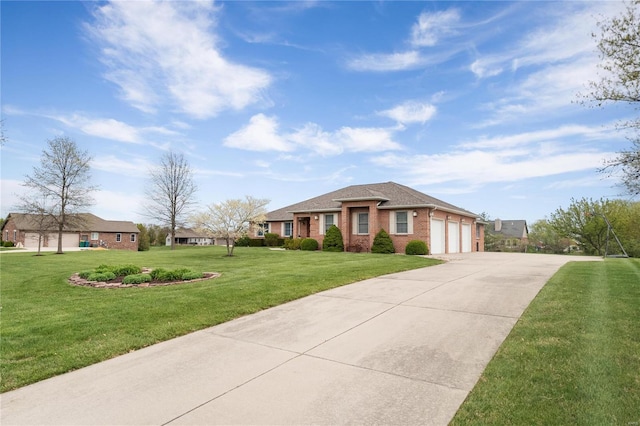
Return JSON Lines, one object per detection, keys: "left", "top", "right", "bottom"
{"left": 0, "top": 246, "right": 438, "bottom": 393}
{"left": 452, "top": 258, "right": 640, "bottom": 425}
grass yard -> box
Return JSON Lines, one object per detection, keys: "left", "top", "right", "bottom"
{"left": 0, "top": 246, "right": 438, "bottom": 393}
{"left": 452, "top": 258, "right": 640, "bottom": 425}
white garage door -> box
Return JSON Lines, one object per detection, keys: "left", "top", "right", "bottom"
{"left": 24, "top": 233, "right": 41, "bottom": 248}
{"left": 448, "top": 222, "right": 459, "bottom": 254}
{"left": 462, "top": 223, "right": 472, "bottom": 253}
{"left": 430, "top": 219, "right": 445, "bottom": 255}
{"left": 48, "top": 233, "right": 79, "bottom": 248}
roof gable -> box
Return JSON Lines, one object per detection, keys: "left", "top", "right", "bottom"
{"left": 266, "top": 182, "right": 479, "bottom": 221}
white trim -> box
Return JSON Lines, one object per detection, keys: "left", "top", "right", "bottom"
{"left": 389, "top": 210, "right": 413, "bottom": 235}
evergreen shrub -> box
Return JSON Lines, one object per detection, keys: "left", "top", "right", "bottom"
{"left": 264, "top": 233, "right": 280, "bottom": 247}
{"left": 405, "top": 240, "right": 428, "bottom": 255}
{"left": 323, "top": 225, "right": 344, "bottom": 252}
{"left": 300, "top": 238, "right": 318, "bottom": 251}
{"left": 235, "top": 235, "right": 251, "bottom": 247}
{"left": 284, "top": 238, "right": 303, "bottom": 250}
{"left": 371, "top": 229, "right": 395, "bottom": 254}
{"left": 249, "top": 238, "right": 265, "bottom": 247}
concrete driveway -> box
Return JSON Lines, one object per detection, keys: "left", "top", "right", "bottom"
{"left": 1, "top": 252, "right": 599, "bottom": 425}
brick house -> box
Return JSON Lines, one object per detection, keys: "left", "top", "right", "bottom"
{"left": 2, "top": 213, "right": 140, "bottom": 251}
{"left": 166, "top": 228, "right": 215, "bottom": 246}
{"left": 262, "top": 182, "right": 485, "bottom": 254}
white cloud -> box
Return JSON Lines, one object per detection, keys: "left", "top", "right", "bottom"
{"left": 86, "top": 1, "right": 272, "bottom": 118}
{"left": 336, "top": 127, "right": 402, "bottom": 152}
{"left": 288, "top": 123, "right": 343, "bottom": 156}
{"left": 378, "top": 101, "right": 437, "bottom": 124}
{"left": 460, "top": 124, "right": 614, "bottom": 150}
{"left": 44, "top": 112, "right": 181, "bottom": 145}
{"left": 372, "top": 148, "right": 615, "bottom": 188}
{"left": 223, "top": 114, "right": 293, "bottom": 152}
{"left": 91, "top": 155, "right": 154, "bottom": 178}
{"left": 347, "top": 51, "right": 422, "bottom": 72}
{"left": 470, "top": 59, "right": 503, "bottom": 79}
{"left": 0, "top": 179, "right": 24, "bottom": 217}
{"left": 410, "top": 9, "right": 461, "bottom": 47}
{"left": 224, "top": 115, "right": 402, "bottom": 155}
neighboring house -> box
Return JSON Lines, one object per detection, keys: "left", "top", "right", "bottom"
{"left": 486, "top": 219, "right": 529, "bottom": 252}
{"left": 263, "top": 181, "right": 485, "bottom": 254}
{"left": 166, "top": 228, "right": 215, "bottom": 246}
{"left": 1, "top": 213, "right": 139, "bottom": 251}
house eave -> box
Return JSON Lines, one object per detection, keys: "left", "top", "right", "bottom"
{"left": 332, "top": 196, "right": 390, "bottom": 203}
{"left": 377, "top": 203, "right": 480, "bottom": 219}
{"left": 286, "top": 208, "right": 341, "bottom": 214}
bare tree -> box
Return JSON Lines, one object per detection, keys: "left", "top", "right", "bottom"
{"left": 22, "top": 137, "right": 96, "bottom": 254}
{"left": 190, "top": 196, "right": 269, "bottom": 256}
{"left": 145, "top": 151, "right": 197, "bottom": 250}
{"left": 15, "top": 195, "right": 56, "bottom": 255}
{"left": 583, "top": 1, "right": 640, "bottom": 195}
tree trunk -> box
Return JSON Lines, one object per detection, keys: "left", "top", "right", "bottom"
{"left": 56, "top": 223, "right": 64, "bottom": 254}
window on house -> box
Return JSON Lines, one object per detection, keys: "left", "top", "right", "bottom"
{"left": 283, "top": 222, "right": 293, "bottom": 237}
{"left": 396, "top": 211, "right": 408, "bottom": 234}
{"left": 13, "top": 230, "right": 17, "bottom": 242}
{"left": 91, "top": 232, "right": 99, "bottom": 240}
{"left": 130, "top": 234, "right": 136, "bottom": 242}
{"left": 357, "top": 213, "right": 369, "bottom": 234}
{"left": 5, "top": 230, "right": 8, "bottom": 241}
{"left": 324, "top": 214, "right": 334, "bottom": 233}
{"left": 257, "top": 223, "right": 269, "bottom": 237}
{"left": 476, "top": 224, "right": 481, "bottom": 239}
{"left": 116, "top": 233, "right": 122, "bottom": 242}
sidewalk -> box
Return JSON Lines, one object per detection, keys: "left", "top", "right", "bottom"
{"left": 0, "top": 252, "right": 600, "bottom": 425}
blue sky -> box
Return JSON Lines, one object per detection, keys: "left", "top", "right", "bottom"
{"left": 1, "top": 1, "right": 635, "bottom": 225}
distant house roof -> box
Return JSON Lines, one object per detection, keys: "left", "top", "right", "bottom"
{"left": 266, "top": 182, "right": 480, "bottom": 221}
{"left": 488, "top": 219, "right": 528, "bottom": 239}
{"left": 3, "top": 213, "right": 139, "bottom": 233}
{"left": 170, "top": 228, "right": 211, "bottom": 239}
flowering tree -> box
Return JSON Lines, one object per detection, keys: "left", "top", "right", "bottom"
{"left": 191, "top": 196, "right": 269, "bottom": 256}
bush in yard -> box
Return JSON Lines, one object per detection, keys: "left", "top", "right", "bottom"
{"left": 300, "top": 238, "right": 318, "bottom": 251}
{"left": 235, "top": 235, "right": 251, "bottom": 247}
{"left": 87, "top": 271, "right": 116, "bottom": 282}
{"left": 264, "top": 232, "right": 280, "bottom": 247}
{"left": 405, "top": 240, "right": 428, "bottom": 255}
{"left": 150, "top": 268, "right": 168, "bottom": 280}
{"left": 122, "top": 274, "right": 152, "bottom": 285}
{"left": 371, "top": 229, "right": 395, "bottom": 254}
{"left": 181, "top": 271, "right": 203, "bottom": 280}
{"left": 248, "top": 238, "right": 265, "bottom": 247}
{"left": 151, "top": 268, "right": 194, "bottom": 281}
{"left": 323, "top": 225, "right": 344, "bottom": 252}
{"left": 78, "top": 270, "right": 93, "bottom": 279}
{"left": 95, "top": 264, "right": 115, "bottom": 273}
{"left": 3, "top": 241, "right": 15, "bottom": 247}
{"left": 284, "top": 238, "right": 302, "bottom": 250}
{"left": 111, "top": 264, "right": 142, "bottom": 277}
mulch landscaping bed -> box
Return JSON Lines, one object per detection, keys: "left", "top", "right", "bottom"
{"left": 69, "top": 269, "right": 221, "bottom": 288}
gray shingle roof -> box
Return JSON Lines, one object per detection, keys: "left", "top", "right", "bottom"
{"left": 266, "top": 182, "right": 479, "bottom": 221}
{"left": 4, "top": 213, "right": 139, "bottom": 233}
{"left": 488, "top": 220, "right": 528, "bottom": 239}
